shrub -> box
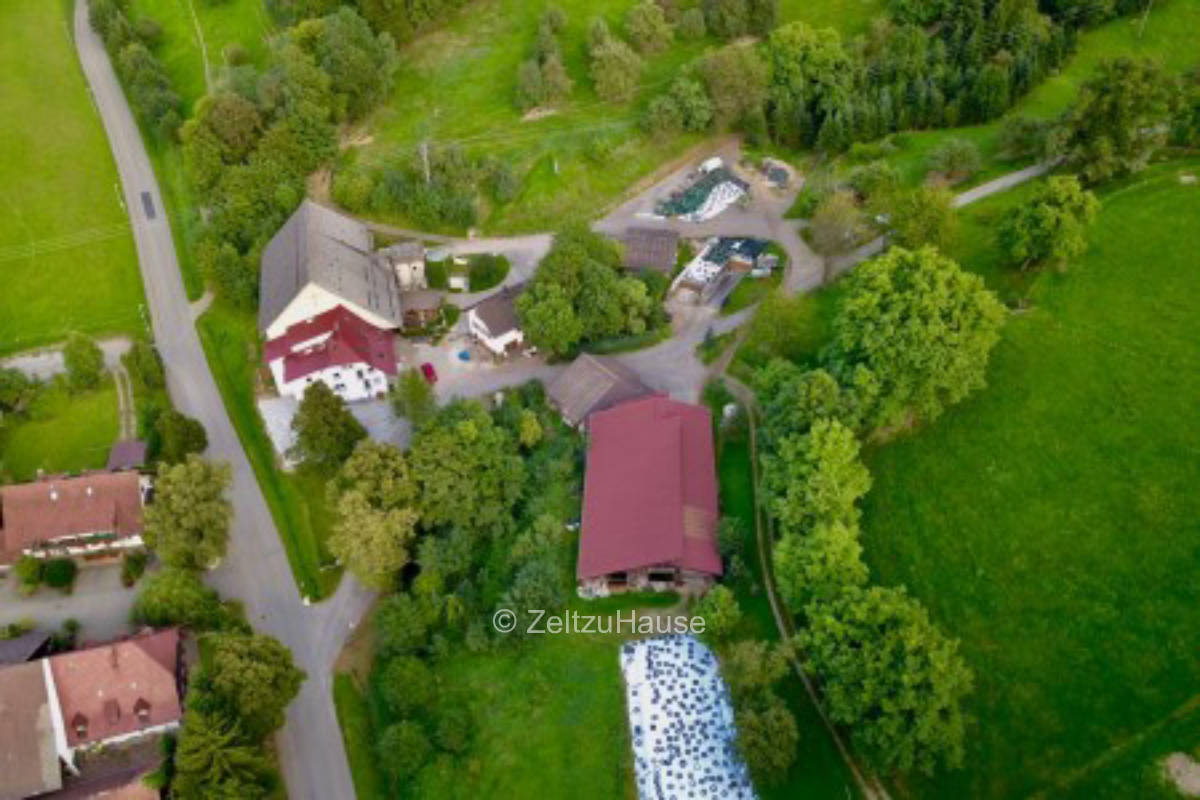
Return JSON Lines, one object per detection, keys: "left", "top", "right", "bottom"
{"left": 64, "top": 333, "right": 105, "bottom": 391}
{"left": 121, "top": 550, "right": 150, "bottom": 587}
{"left": 677, "top": 7, "right": 706, "bottom": 39}
{"left": 14, "top": 556, "right": 43, "bottom": 596}
{"left": 377, "top": 721, "right": 432, "bottom": 781}
{"left": 43, "top": 559, "right": 78, "bottom": 592}
{"left": 379, "top": 656, "right": 437, "bottom": 717}
{"left": 927, "top": 137, "right": 982, "bottom": 183}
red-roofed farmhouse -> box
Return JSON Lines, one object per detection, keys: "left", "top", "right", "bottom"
{"left": 577, "top": 395, "right": 722, "bottom": 597}
{"left": 263, "top": 304, "right": 398, "bottom": 402}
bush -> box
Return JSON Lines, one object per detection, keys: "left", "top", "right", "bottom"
{"left": 677, "top": 7, "right": 706, "bottom": 39}
{"left": 121, "top": 550, "right": 150, "bottom": 587}
{"left": 133, "top": 568, "right": 246, "bottom": 632}
{"left": 378, "top": 721, "right": 432, "bottom": 781}
{"left": 124, "top": 340, "right": 165, "bottom": 391}
{"left": 14, "top": 556, "right": 42, "bottom": 596}
{"left": 468, "top": 254, "right": 510, "bottom": 291}
{"left": 42, "top": 559, "right": 78, "bottom": 592}
{"left": 64, "top": 333, "right": 105, "bottom": 391}
{"left": 380, "top": 656, "right": 437, "bottom": 716}
{"left": 927, "top": 137, "right": 982, "bottom": 183}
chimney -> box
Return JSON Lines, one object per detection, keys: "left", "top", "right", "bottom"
{"left": 134, "top": 697, "right": 152, "bottom": 722}
{"left": 49, "top": 487, "right": 58, "bottom": 502}
{"left": 86, "top": 486, "right": 94, "bottom": 497}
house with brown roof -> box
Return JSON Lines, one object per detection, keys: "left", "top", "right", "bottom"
{"left": 467, "top": 286, "right": 524, "bottom": 358}
{"left": 0, "top": 472, "right": 148, "bottom": 569}
{"left": 577, "top": 395, "right": 722, "bottom": 597}
{"left": 48, "top": 629, "right": 183, "bottom": 764}
{"left": 547, "top": 354, "right": 653, "bottom": 427}
{"left": 0, "top": 629, "right": 183, "bottom": 800}
{"left": 263, "top": 304, "right": 398, "bottom": 403}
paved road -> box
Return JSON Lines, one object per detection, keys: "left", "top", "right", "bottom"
{"left": 74, "top": 4, "right": 370, "bottom": 799}
{"left": 0, "top": 336, "right": 131, "bottom": 380}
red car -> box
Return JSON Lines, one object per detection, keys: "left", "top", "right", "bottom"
{"left": 420, "top": 362, "right": 438, "bottom": 384}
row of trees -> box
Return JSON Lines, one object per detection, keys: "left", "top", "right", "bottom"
{"left": 516, "top": 226, "right": 657, "bottom": 356}
{"left": 516, "top": 7, "right": 573, "bottom": 111}
{"left": 756, "top": 245, "right": 1006, "bottom": 775}
{"left": 89, "top": 0, "right": 181, "bottom": 138}
{"left": 266, "top": 0, "right": 469, "bottom": 44}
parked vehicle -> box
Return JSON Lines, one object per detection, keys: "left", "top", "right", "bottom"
{"left": 420, "top": 362, "right": 438, "bottom": 384}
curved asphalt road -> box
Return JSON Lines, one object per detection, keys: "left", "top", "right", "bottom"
{"left": 73, "top": 3, "right": 371, "bottom": 799}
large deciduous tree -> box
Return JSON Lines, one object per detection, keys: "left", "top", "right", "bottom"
{"left": 830, "top": 246, "right": 1005, "bottom": 430}
{"left": 132, "top": 568, "right": 244, "bottom": 632}
{"left": 889, "top": 185, "right": 958, "bottom": 251}
{"left": 200, "top": 633, "right": 306, "bottom": 739}
{"left": 327, "top": 441, "right": 420, "bottom": 590}
{"left": 290, "top": 381, "right": 366, "bottom": 471}
{"left": 800, "top": 585, "right": 974, "bottom": 775}
{"left": 1061, "top": 57, "right": 1181, "bottom": 185}
{"left": 409, "top": 401, "right": 526, "bottom": 533}
{"left": 144, "top": 456, "right": 232, "bottom": 570}
{"left": 763, "top": 418, "right": 871, "bottom": 533}
{"left": 997, "top": 175, "right": 1099, "bottom": 269}
{"left": 294, "top": 6, "right": 397, "bottom": 120}
{"left": 625, "top": 0, "right": 673, "bottom": 54}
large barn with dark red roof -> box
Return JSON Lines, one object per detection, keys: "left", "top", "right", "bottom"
{"left": 263, "top": 304, "right": 398, "bottom": 403}
{"left": 577, "top": 395, "right": 722, "bottom": 597}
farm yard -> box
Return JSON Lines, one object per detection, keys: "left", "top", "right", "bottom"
{"left": 0, "top": 1, "right": 144, "bottom": 355}
{"left": 860, "top": 162, "right": 1200, "bottom": 798}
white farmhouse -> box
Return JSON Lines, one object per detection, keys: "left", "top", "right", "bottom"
{"left": 263, "top": 304, "right": 398, "bottom": 402}
{"left": 467, "top": 287, "right": 524, "bottom": 358}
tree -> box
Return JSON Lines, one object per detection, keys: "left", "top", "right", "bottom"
{"left": 327, "top": 441, "right": 420, "bottom": 589}
{"left": 1061, "top": 57, "right": 1181, "bottom": 184}
{"left": 132, "top": 568, "right": 244, "bottom": 632}
{"left": 698, "top": 43, "right": 768, "bottom": 127}
{"left": 704, "top": 0, "right": 749, "bottom": 38}
{"left": 144, "top": 456, "right": 232, "bottom": 569}
{"left": 378, "top": 720, "right": 432, "bottom": 781}
{"left": 801, "top": 585, "right": 974, "bottom": 774}
{"left": 890, "top": 185, "right": 958, "bottom": 251}
{"left": 735, "top": 694, "right": 799, "bottom": 785}
{"left": 625, "top": 0, "right": 673, "bottom": 54}
{"left": 374, "top": 591, "right": 436, "bottom": 658}
{"left": 155, "top": 409, "right": 208, "bottom": 464}
{"left": 926, "top": 137, "right": 981, "bottom": 183}
{"left": 644, "top": 95, "right": 683, "bottom": 136}
{"left": 515, "top": 58, "right": 545, "bottom": 109}
{"left": 669, "top": 76, "right": 714, "bottom": 132}
{"left": 830, "top": 246, "right": 1006, "bottom": 430}
{"left": 0, "top": 368, "right": 36, "bottom": 416}
{"left": 379, "top": 655, "right": 437, "bottom": 716}
{"left": 774, "top": 520, "right": 867, "bottom": 612}
{"left": 692, "top": 584, "right": 743, "bottom": 642}
{"left": 409, "top": 401, "right": 526, "bottom": 532}
{"left": 517, "top": 283, "right": 584, "bottom": 356}
{"left": 290, "top": 381, "right": 366, "bottom": 470}
{"left": 172, "top": 709, "right": 274, "bottom": 800}
{"left": 763, "top": 418, "right": 871, "bottom": 533}
{"left": 540, "top": 52, "right": 574, "bottom": 102}
{"left": 765, "top": 22, "right": 853, "bottom": 148}
{"left": 123, "top": 340, "right": 165, "bottom": 390}
{"left": 202, "top": 633, "right": 306, "bottom": 739}
{"left": 517, "top": 408, "right": 543, "bottom": 448}
{"left": 809, "top": 190, "right": 865, "bottom": 267}
{"left": 391, "top": 367, "right": 437, "bottom": 429}
{"left": 997, "top": 175, "right": 1099, "bottom": 269}
{"left": 718, "top": 639, "right": 788, "bottom": 704}
{"left": 297, "top": 6, "right": 397, "bottom": 120}
{"left": 63, "top": 333, "right": 104, "bottom": 391}
{"left": 589, "top": 36, "right": 642, "bottom": 104}
{"left": 677, "top": 7, "right": 707, "bottom": 39}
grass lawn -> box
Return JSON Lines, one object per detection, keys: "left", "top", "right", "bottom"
{"left": 860, "top": 161, "right": 1200, "bottom": 799}
{"left": 722, "top": 269, "right": 783, "bottom": 316}
{"left": 196, "top": 303, "right": 340, "bottom": 600}
{"left": 349, "top": 0, "right": 888, "bottom": 234}
{"left": 333, "top": 674, "right": 388, "bottom": 800}
{"left": 408, "top": 633, "right": 635, "bottom": 799}
{"left": 0, "top": 379, "right": 118, "bottom": 481}
{"left": 124, "top": 0, "right": 275, "bottom": 110}
{"left": 0, "top": 2, "right": 144, "bottom": 355}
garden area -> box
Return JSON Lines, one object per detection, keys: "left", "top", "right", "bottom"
{"left": 861, "top": 162, "right": 1200, "bottom": 798}
{"left": 0, "top": 1, "right": 145, "bottom": 355}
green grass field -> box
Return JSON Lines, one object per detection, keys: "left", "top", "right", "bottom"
{"left": 197, "top": 303, "right": 339, "bottom": 600}
{"left": 350, "top": 0, "right": 886, "bottom": 233}
{"left": 0, "top": 379, "right": 118, "bottom": 481}
{"left": 860, "top": 161, "right": 1200, "bottom": 798}
{"left": 0, "top": 2, "right": 144, "bottom": 355}
{"left": 333, "top": 674, "right": 388, "bottom": 800}
{"left": 125, "top": 0, "right": 274, "bottom": 110}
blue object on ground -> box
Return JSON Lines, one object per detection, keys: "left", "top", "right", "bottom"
{"left": 458, "top": 350, "right": 471, "bottom": 361}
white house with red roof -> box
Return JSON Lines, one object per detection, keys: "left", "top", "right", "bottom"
{"left": 577, "top": 395, "right": 722, "bottom": 597}
{"left": 262, "top": 305, "right": 398, "bottom": 403}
